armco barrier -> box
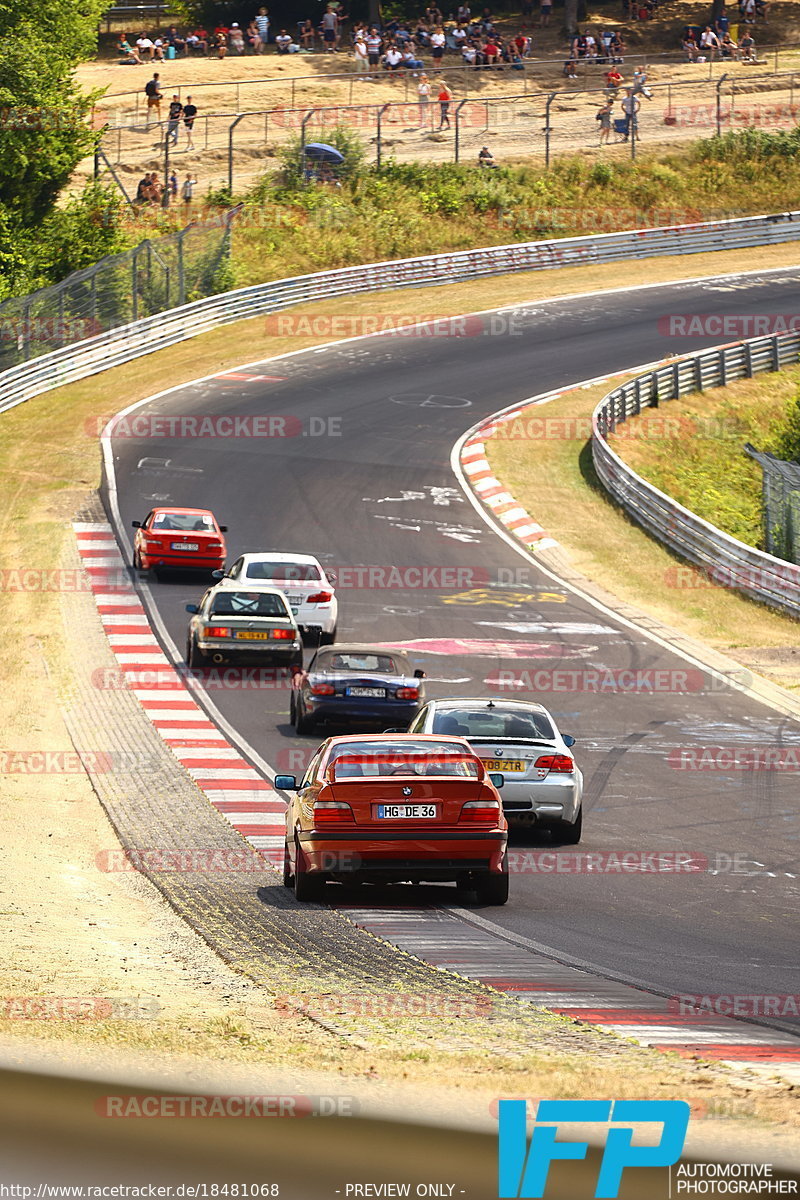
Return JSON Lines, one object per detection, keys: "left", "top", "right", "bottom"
{"left": 592, "top": 332, "right": 800, "bottom": 618}
{"left": 2, "top": 209, "right": 800, "bottom": 419}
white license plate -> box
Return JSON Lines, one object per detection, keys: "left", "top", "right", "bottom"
{"left": 286, "top": 595, "right": 303, "bottom": 607}
{"left": 377, "top": 804, "right": 437, "bottom": 819}
{"left": 347, "top": 686, "right": 386, "bottom": 698}
{"left": 482, "top": 758, "right": 525, "bottom": 772}
{"left": 171, "top": 542, "right": 199, "bottom": 551}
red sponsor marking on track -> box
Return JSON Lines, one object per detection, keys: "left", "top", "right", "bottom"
{"left": 377, "top": 638, "right": 594, "bottom": 658}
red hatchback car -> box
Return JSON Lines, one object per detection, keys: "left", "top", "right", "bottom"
{"left": 132, "top": 508, "right": 227, "bottom": 577}
{"left": 276, "top": 734, "right": 509, "bottom": 905}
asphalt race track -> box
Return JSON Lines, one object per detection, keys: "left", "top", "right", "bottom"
{"left": 108, "top": 269, "right": 800, "bottom": 1034}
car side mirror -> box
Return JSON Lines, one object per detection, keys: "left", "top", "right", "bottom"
{"left": 218, "top": 525, "right": 228, "bottom": 533}
{"left": 211, "top": 569, "right": 225, "bottom": 579}
{"left": 413, "top": 669, "right": 425, "bottom": 679}
{"left": 185, "top": 603, "right": 199, "bottom": 614}
{"left": 489, "top": 772, "right": 504, "bottom": 789}
{"left": 326, "top": 571, "right": 337, "bottom": 584}
{"left": 274, "top": 774, "right": 297, "bottom": 791}
{"left": 131, "top": 520, "right": 141, "bottom": 528}
{"left": 563, "top": 735, "right": 576, "bottom": 747}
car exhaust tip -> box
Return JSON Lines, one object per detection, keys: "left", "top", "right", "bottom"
{"left": 212, "top": 653, "right": 224, "bottom": 664}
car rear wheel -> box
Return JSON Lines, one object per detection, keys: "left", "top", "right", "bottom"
{"left": 133, "top": 548, "right": 143, "bottom": 571}
{"left": 293, "top": 837, "right": 324, "bottom": 901}
{"left": 551, "top": 808, "right": 582, "bottom": 845}
{"left": 282, "top": 842, "right": 294, "bottom": 888}
{"left": 186, "top": 636, "right": 207, "bottom": 671}
{"left": 473, "top": 854, "right": 509, "bottom": 906}
{"left": 294, "top": 700, "right": 316, "bottom": 736}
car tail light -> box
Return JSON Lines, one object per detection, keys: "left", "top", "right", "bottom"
{"left": 310, "top": 682, "right": 336, "bottom": 696}
{"left": 207, "top": 542, "right": 223, "bottom": 552}
{"left": 395, "top": 687, "right": 419, "bottom": 701}
{"left": 271, "top": 628, "right": 295, "bottom": 640}
{"left": 460, "top": 799, "right": 501, "bottom": 824}
{"left": 204, "top": 626, "right": 230, "bottom": 638}
{"left": 313, "top": 801, "right": 354, "bottom": 825}
{"left": 307, "top": 591, "right": 333, "bottom": 604}
{"left": 534, "top": 754, "right": 575, "bottom": 773}
{"left": 145, "top": 539, "right": 162, "bottom": 549}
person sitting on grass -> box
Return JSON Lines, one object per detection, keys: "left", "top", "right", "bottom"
{"left": 117, "top": 35, "right": 143, "bottom": 63}
{"left": 478, "top": 145, "right": 498, "bottom": 167}
{"left": 229, "top": 23, "right": 245, "bottom": 53}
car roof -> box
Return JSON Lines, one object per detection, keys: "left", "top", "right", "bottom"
{"left": 237, "top": 551, "right": 323, "bottom": 565}
{"left": 425, "top": 696, "right": 550, "bottom": 715}
{"left": 322, "top": 733, "right": 476, "bottom": 751}
{"left": 312, "top": 643, "right": 409, "bottom": 658}
{"left": 208, "top": 582, "right": 289, "bottom": 599}
{"left": 152, "top": 507, "right": 216, "bottom": 516}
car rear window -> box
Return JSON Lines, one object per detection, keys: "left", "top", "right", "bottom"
{"left": 432, "top": 709, "right": 555, "bottom": 741}
{"left": 245, "top": 561, "right": 322, "bottom": 582}
{"left": 210, "top": 592, "right": 291, "bottom": 617}
{"left": 328, "top": 740, "right": 480, "bottom": 779}
{"left": 153, "top": 512, "right": 215, "bottom": 532}
{"left": 315, "top": 652, "right": 400, "bottom": 673}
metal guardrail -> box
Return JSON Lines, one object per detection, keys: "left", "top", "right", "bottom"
{"left": 2, "top": 207, "right": 800, "bottom": 433}
{"left": 592, "top": 333, "right": 800, "bottom": 618}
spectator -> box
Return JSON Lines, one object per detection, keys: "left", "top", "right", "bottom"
{"left": 165, "top": 26, "right": 187, "bottom": 55}
{"left": 183, "top": 95, "right": 197, "bottom": 149}
{"left": 457, "top": 2, "right": 470, "bottom": 20}
{"left": 514, "top": 30, "right": 530, "bottom": 55}
{"left": 365, "top": 27, "right": 382, "bottom": 68}
{"left": 682, "top": 29, "right": 698, "bottom": 60}
{"left": 148, "top": 174, "right": 163, "bottom": 204}
{"left": 166, "top": 93, "right": 183, "bottom": 144}
{"left": 539, "top": 0, "right": 552, "bottom": 24}
{"left": 700, "top": 25, "right": 720, "bottom": 59}
{"left": 632, "top": 65, "right": 652, "bottom": 97}
{"left": 741, "top": 0, "right": 756, "bottom": 22}
{"left": 169, "top": 171, "right": 178, "bottom": 202}
{"left": 255, "top": 7, "right": 270, "bottom": 44}
{"left": 609, "top": 31, "right": 625, "bottom": 61}
{"left": 605, "top": 66, "right": 623, "bottom": 94}
{"left": 186, "top": 29, "right": 208, "bottom": 54}
{"left": 596, "top": 98, "right": 612, "bottom": 144}
{"left": 720, "top": 30, "right": 736, "bottom": 57}
{"left": 135, "top": 172, "right": 151, "bottom": 201}
{"left": 353, "top": 35, "right": 369, "bottom": 71}
{"left": 215, "top": 29, "right": 228, "bottom": 58}
{"left": 417, "top": 72, "right": 431, "bottom": 124}
{"left": 563, "top": 55, "right": 577, "bottom": 78}
{"left": 320, "top": 5, "right": 338, "bottom": 51}
{"left": 462, "top": 41, "right": 477, "bottom": 65}
{"left": 247, "top": 20, "right": 263, "bottom": 51}
{"left": 621, "top": 88, "right": 640, "bottom": 139}
{"left": 715, "top": 5, "right": 730, "bottom": 34}
{"left": 144, "top": 72, "right": 162, "bottom": 123}
{"left": 383, "top": 44, "right": 403, "bottom": 71}
{"left": 229, "top": 23, "right": 246, "bottom": 53}
{"left": 401, "top": 46, "right": 424, "bottom": 69}
{"left": 276, "top": 28, "right": 292, "bottom": 51}
{"left": 299, "top": 18, "right": 315, "bottom": 48}
{"left": 181, "top": 173, "right": 197, "bottom": 214}
{"left": 738, "top": 29, "right": 756, "bottom": 59}
{"left": 478, "top": 145, "right": 497, "bottom": 167}
{"left": 136, "top": 33, "right": 155, "bottom": 59}
{"left": 431, "top": 25, "right": 446, "bottom": 64}
{"left": 437, "top": 79, "right": 452, "bottom": 128}
{"left": 484, "top": 36, "right": 500, "bottom": 65}
{"left": 117, "top": 35, "right": 142, "bottom": 63}
{"left": 152, "top": 35, "right": 166, "bottom": 60}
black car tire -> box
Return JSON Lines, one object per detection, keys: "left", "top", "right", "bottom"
{"left": 186, "top": 636, "right": 207, "bottom": 671}
{"left": 289, "top": 693, "right": 296, "bottom": 723}
{"left": 551, "top": 808, "right": 582, "bottom": 845}
{"left": 294, "top": 700, "right": 316, "bottom": 735}
{"left": 320, "top": 626, "right": 337, "bottom": 645}
{"left": 133, "top": 547, "right": 143, "bottom": 571}
{"left": 293, "top": 837, "right": 324, "bottom": 901}
{"left": 473, "top": 854, "right": 509, "bottom": 906}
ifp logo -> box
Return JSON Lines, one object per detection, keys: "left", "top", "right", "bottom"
{"left": 498, "top": 1100, "right": 690, "bottom": 1198}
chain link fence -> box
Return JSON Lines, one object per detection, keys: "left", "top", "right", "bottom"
{"left": 745, "top": 444, "right": 800, "bottom": 564}
{"left": 94, "top": 68, "right": 800, "bottom": 195}
{"left": 0, "top": 210, "right": 237, "bottom": 371}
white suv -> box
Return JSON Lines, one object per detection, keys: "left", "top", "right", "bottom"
{"left": 215, "top": 553, "right": 338, "bottom": 643}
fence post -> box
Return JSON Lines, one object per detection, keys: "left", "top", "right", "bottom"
{"left": 300, "top": 109, "right": 314, "bottom": 149}
{"left": 376, "top": 103, "right": 390, "bottom": 168}
{"left": 544, "top": 91, "right": 556, "bottom": 168}
{"left": 162, "top": 130, "right": 170, "bottom": 208}
{"left": 132, "top": 248, "right": 138, "bottom": 323}
{"left": 454, "top": 98, "right": 468, "bottom": 163}
{"left": 177, "top": 230, "right": 186, "bottom": 307}
{"left": 715, "top": 73, "right": 728, "bottom": 136}
{"left": 228, "top": 113, "right": 247, "bottom": 194}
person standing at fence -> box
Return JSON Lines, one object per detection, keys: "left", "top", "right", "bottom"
{"left": 417, "top": 73, "right": 431, "bottom": 125}
{"left": 321, "top": 6, "right": 338, "bottom": 52}
{"left": 354, "top": 34, "right": 369, "bottom": 71}
{"left": 169, "top": 171, "right": 179, "bottom": 205}
{"left": 437, "top": 79, "right": 452, "bottom": 128}
{"left": 621, "top": 88, "right": 640, "bottom": 139}
{"left": 166, "top": 94, "right": 183, "bottom": 145}
{"left": 144, "top": 73, "right": 162, "bottom": 125}
{"left": 596, "top": 98, "right": 612, "bottom": 143}
{"left": 183, "top": 95, "right": 198, "bottom": 150}
{"left": 539, "top": 0, "right": 552, "bottom": 26}
{"left": 182, "top": 174, "right": 197, "bottom": 215}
